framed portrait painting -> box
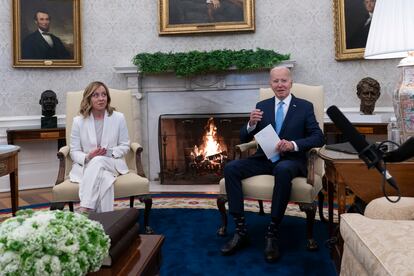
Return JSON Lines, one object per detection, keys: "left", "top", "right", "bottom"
{"left": 158, "top": 0, "right": 255, "bottom": 35}
{"left": 334, "top": 0, "right": 376, "bottom": 60}
{"left": 12, "top": 0, "right": 82, "bottom": 68}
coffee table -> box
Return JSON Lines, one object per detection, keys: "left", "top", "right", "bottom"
{"left": 89, "top": 234, "right": 164, "bottom": 276}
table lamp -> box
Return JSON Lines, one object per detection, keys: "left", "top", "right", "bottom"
{"left": 364, "top": 0, "right": 414, "bottom": 143}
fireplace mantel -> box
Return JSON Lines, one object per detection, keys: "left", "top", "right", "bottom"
{"left": 114, "top": 60, "right": 296, "bottom": 99}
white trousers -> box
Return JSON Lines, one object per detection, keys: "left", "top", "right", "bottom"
{"left": 78, "top": 156, "right": 118, "bottom": 212}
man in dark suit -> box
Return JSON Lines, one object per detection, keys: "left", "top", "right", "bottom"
{"left": 21, "top": 10, "right": 71, "bottom": 59}
{"left": 347, "top": 0, "right": 376, "bottom": 49}
{"left": 221, "top": 66, "right": 325, "bottom": 262}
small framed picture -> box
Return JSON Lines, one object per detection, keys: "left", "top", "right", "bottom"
{"left": 158, "top": 0, "right": 255, "bottom": 35}
{"left": 333, "top": 0, "right": 376, "bottom": 61}
{"left": 12, "top": 0, "right": 82, "bottom": 68}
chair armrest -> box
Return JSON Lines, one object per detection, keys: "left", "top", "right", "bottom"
{"left": 130, "top": 142, "right": 146, "bottom": 177}
{"left": 306, "top": 147, "right": 324, "bottom": 186}
{"left": 58, "top": 145, "right": 70, "bottom": 157}
{"left": 130, "top": 142, "right": 142, "bottom": 153}
{"left": 55, "top": 146, "right": 70, "bottom": 185}
{"left": 235, "top": 141, "right": 258, "bottom": 159}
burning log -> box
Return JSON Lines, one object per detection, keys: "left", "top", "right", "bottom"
{"left": 206, "top": 151, "right": 227, "bottom": 160}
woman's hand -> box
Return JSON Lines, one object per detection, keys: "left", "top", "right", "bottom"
{"left": 87, "top": 147, "right": 107, "bottom": 160}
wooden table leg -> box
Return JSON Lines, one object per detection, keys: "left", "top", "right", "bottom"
{"left": 327, "top": 179, "right": 334, "bottom": 237}
{"left": 337, "top": 177, "right": 346, "bottom": 221}
{"left": 10, "top": 170, "right": 18, "bottom": 216}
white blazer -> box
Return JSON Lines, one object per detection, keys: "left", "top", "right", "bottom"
{"left": 69, "top": 110, "right": 130, "bottom": 183}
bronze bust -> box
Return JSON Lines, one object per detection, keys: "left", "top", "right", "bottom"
{"left": 39, "top": 90, "right": 58, "bottom": 128}
{"left": 356, "top": 77, "right": 380, "bottom": 115}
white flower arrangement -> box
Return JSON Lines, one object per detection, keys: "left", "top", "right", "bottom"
{"left": 0, "top": 209, "right": 110, "bottom": 276}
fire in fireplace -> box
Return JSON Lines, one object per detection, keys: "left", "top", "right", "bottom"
{"left": 159, "top": 114, "right": 249, "bottom": 184}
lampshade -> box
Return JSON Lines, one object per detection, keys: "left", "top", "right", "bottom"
{"left": 364, "top": 0, "right": 414, "bottom": 60}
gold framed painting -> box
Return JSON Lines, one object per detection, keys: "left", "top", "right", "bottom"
{"left": 12, "top": 0, "right": 82, "bottom": 68}
{"left": 334, "top": 0, "right": 376, "bottom": 61}
{"left": 158, "top": 0, "right": 255, "bottom": 35}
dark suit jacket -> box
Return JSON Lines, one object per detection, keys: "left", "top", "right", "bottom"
{"left": 348, "top": 21, "right": 370, "bottom": 49}
{"left": 240, "top": 94, "right": 325, "bottom": 174}
{"left": 21, "top": 31, "right": 71, "bottom": 59}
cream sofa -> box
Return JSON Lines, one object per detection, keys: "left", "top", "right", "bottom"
{"left": 340, "top": 197, "right": 414, "bottom": 275}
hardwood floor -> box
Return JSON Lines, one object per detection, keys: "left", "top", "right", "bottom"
{"left": 0, "top": 187, "right": 53, "bottom": 210}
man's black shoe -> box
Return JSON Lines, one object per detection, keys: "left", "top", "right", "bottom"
{"left": 264, "top": 236, "right": 280, "bottom": 263}
{"left": 221, "top": 233, "right": 249, "bottom": 255}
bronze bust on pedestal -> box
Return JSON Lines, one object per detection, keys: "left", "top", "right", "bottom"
{"left": 357, "top": 77, "right": 381, "bottom": 115}
{"left": 39, "top": 90, "right": 58, "bottom": 128}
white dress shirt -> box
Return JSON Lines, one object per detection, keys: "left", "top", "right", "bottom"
{"left": 39, "top": 29, "right": 54, "bottom": 47}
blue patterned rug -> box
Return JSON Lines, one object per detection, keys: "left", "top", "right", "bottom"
{"left": 151, "top": 208, "right": 337, "bottom": 275}
{"left": 0, "top": 194, "right": 337, "bottom": 275}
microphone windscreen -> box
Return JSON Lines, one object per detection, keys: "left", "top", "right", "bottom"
{"left": 326, "top": 105, "right": 369, "bottom": 152}
{"left": 383, "top": 136, "right": 414, "bottom": 162}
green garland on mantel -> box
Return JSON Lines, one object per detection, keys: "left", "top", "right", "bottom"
{"left": 132, "top": 48, "right": 290, "bottom": 77}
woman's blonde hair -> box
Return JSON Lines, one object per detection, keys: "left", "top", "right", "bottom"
{"left": 79, "top": 81, "right": 115, "bottom": 117}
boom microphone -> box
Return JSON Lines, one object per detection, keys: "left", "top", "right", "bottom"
{"left": 383, "top": 136, "right": 414, "bottom": 163}
{"left": 326, "top": 105, "right": 399, "bottom": 190}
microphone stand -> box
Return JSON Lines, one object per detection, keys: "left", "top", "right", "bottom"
{"left": 377, "top": 141, "right": 401, "bottom": 203}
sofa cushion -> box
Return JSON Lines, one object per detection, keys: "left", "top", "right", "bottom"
{"left": 364, "top": 196, "right": 414, "bottom": 220}
{"left": 340, "top": 213, "right": 414, "bottom": 276}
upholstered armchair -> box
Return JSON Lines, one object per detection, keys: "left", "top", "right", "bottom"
{"left": 340, "top": 197, "right": 414, "bottom": 275}
{"left": 51, "top": 89, "right": 153, "bottom": 233}
{"left": 217, "top": 84, "right": 325, "bottom": 250}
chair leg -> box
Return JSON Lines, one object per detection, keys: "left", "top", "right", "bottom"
{"left": 299, "top": 202, "right": 318, "bottom": 251}
{"left": 139, "top": 195, "right": 154, "bottom": 234}
{"left": 318, "top": 191, "right": 327, "bottom": 222}
{"left": 129, "top": 196, "right": 135, "bottom": 208}
{"left": 258, "top": 200, "right": 265, "bottom": 216}
{"left": 216, "top": 194, "right": 228, "bottom": 236}
{"left": 50, "top": 202, "right": 65, "bottom": 210}
{"left": 69, "top": 202, "right": 74, "bottom": 212}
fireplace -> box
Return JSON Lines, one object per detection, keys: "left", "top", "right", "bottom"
{"left": 159, "top": 114, "right": 248, "bottom": 184}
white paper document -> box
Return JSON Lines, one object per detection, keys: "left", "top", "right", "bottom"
{"left": 254, "top": 124, "right": 280, "bottom": 160}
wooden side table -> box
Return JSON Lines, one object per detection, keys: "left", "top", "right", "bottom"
{"left": 319, "top": 146, "right": 414, "bottom": 225}
{"left": 89, "top": 234, "right": 164, "bottom": 276}
{"left": 324, "top": 122, "right": 387, "bottom": 144}
{"left": 7, "top": 127, "right": 66, "bottom": 150}
{"left": 0, "top": 145, "right": 20, "bottom": 216}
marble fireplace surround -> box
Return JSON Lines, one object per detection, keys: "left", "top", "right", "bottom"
{"left": 114, "top": 62, "right": 295, "bottom": 182}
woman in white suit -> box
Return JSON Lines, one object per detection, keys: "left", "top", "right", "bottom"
{"left": 69, "top": 81, "right": 130, "bottom": 213}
